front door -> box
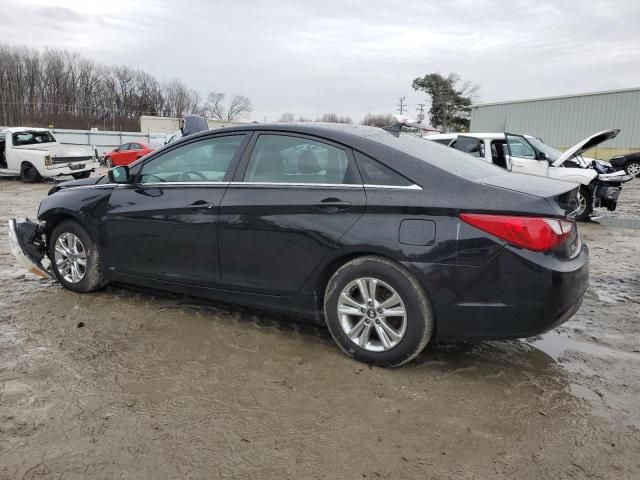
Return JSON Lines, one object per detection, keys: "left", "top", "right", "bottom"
{"left": 104, "top": 133, "right": 248, "bottom": 286}
{"left": 505, "top": 133, "right": 549, "bottom": 177}
{"left": 219, "top": 132, "right": 366, "bottom": 295}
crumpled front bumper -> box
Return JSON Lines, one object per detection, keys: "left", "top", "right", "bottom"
{"left": 7, "top": 219, "right": 51, "bottom": 278}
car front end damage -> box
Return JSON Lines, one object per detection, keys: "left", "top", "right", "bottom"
{"left": 7, "top": 218, "right": 51, "bottom": 279}
{"left": 593, "top": 172, "right": 635, "bottom": 211}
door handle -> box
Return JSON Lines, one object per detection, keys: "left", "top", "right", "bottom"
{"left": 314, "top": 198, "right": 352, "bottom": 213}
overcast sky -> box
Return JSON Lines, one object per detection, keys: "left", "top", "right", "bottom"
{"left": 1, "top": 0, "right": 639, "bottom": 122}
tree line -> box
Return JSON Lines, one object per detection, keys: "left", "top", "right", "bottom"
{"left": 0, "top": 44, "right": 252, "bottom": 130}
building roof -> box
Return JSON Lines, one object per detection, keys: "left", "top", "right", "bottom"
{"left": 472, "top": 87, "right": 640, "bottom": 108}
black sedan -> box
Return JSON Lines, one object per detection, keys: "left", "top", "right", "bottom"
{"left": 9, "top": 123, "right": 588, "bottom": 367}
{"left": 610, "top": 151, "right": 640, "bottom": 177}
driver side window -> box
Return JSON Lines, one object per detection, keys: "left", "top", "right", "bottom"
{"left": 506, "top": 135, "right": 536, "bottom": 159}
{"left": 140, "top": 135, "right": 245, "bottom": 183}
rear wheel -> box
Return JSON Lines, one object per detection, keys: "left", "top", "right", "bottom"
{"left": 20, "top": 162, "right": 42, "bottom": 183}
{"left": 48, "top": 220, "right": 108, "bottom": 293}
{"left": 105, "top": 157, "right": 113, "bottom": 168}
{"left": 625, "top": 160, "right": 640, "bottom": 177}
{"left": 324, "top": 256, "right": 434, "bottom": 367}
{"left": 574, "top": 186, "right": 593, "bottom": 221}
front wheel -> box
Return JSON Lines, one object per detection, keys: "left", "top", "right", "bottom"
{"left": 104, "top": 157, "right": 113, "bottom": 168}
{"left": 20, "top": 162, "right": 42, "bottom": 183}
{"left": 48, "top": 220, "right": 109, "bottom": 293}
{"left": 625, "top": 160, "right": 640, "bottom": 177}
{"left": 574, "top": 186, "right": 593, "bottom": 221}
{"left": 324, "top": 256, "right": 434, "bottom": 367}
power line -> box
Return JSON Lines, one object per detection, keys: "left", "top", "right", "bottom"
{"left": 416, "top": 103, "right": 426, "bottom": 121}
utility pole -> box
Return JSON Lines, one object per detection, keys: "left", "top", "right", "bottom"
{"left": 416, "top": 103, "right": 426, "bottom": 122}
{"left": 397, "top": 97, "right": 406, "bottom": 115}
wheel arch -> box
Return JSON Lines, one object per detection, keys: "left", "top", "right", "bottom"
{"left": 311, "top": 250, "right": 413, "bottom": 316}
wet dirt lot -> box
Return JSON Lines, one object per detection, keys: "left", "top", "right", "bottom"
{"left": 1, "top": 175, "right": 639, "bottom": 479}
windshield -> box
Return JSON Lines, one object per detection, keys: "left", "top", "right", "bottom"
{"left": 526, "top": 137, "right": 562, "bottom": 162}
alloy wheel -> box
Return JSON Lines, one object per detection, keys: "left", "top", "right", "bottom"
{"left": 337, "top": 277, "right": 407, "bottom": 352}
{"left": 54, "top": 232, "right": 87, "bottom": 284}
{"left": 626, "top": 161, "right": 640, "bottom": 176}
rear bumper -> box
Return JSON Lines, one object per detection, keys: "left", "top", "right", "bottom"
{"left": 44, "top": 160, "right": 99, "bottom": 176}
{"left": 7, "top": 219, "right": 51, "bottom": 278}
{"left": 405, "top": 243, "right": 589, "bottom": 341}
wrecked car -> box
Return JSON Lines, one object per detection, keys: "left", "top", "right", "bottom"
{"left": 9, "top": 123, "right": 588, "bottom": 367}
{"left": 164, "top": 115, "right": 209, "bottom": 145}
{"left": 426, "top": 129, "right": 634, "bottom": 221}
{"left": 0, "top": 127, "right": 99, "bottom": 183}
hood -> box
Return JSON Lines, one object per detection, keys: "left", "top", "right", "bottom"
{"left": 552, "top": 129, "right": 619, "bottom": 167}
{"left": 48, "top": 175, "right": 105, "bottom": 195}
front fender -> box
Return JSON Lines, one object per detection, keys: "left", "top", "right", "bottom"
{"left": 548, "top": 167, "right": 597, "bottom": 186}
{"left": 37, "top": 185, "right": 114, "bottom": 239}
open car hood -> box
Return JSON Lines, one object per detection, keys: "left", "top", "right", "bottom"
{"left": 552, "top": 129, "right": 619, "bottom": 167}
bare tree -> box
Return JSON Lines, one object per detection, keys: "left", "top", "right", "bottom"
{"left": 316, "top": 113, "right": 352, "bottom": 124}
{"left": 203, "top": 92, "right": 226, "bottom": 121}
{"left": 361, "top": 113, "right": 394, "bottom": 127}
{"left": 278, "top": 112, "right": 295, "bottom": 122}
{"left": 226, "top": 95, "right": 253, "bottom": 121}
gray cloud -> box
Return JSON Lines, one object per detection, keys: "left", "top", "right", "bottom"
{"left": 1, "top": 0, "right": 638, "bottom": 122}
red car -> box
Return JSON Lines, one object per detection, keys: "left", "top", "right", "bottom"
{"left": 104, "top": 142, "right": 154, "bottom": 167}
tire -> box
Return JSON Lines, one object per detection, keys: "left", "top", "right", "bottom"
{"left": 72, "top": 171, "right": 91, "bottom": 180}
{"left": 324, "top": 256, "right": 434, "bottom": 367}
{"left": 20, "top": 162, "right": 42, "bottom": 183}
{"left": 105, "top": 157, "right": 113, "bottom": 168}
{"left": 575, "top": 186, "right": 593, "bottom": 222}
{"left": 625, "top": 160, "right": 640, "bottom": 177}
{"left": 48, "top": 220, "right": 109, "bottom": 293}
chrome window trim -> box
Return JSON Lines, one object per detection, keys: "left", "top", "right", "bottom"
{"left": 364, "top": 184, "right": 422, "bottom": 190}
{"left": 64, "top": 181, "right": 422, "bottom": 191}
{"left": 227, "top": 181, "right": 422, "bottom": 190}
{"left": 136, "top": 181, "right": 230, "bottom": 187}
{"left": 228, "top": 181, "right": 362, "bottom": 189}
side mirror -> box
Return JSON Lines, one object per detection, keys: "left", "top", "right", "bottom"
{"left": 108, "top": 165, "right": 131, "bottom": 184}
{"left": 538, "top": 152, "right": 548, "bottom": 161}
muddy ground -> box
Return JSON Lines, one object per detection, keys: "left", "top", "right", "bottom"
{"left": 0, "top": 175, "right": 639, "bottom": 480}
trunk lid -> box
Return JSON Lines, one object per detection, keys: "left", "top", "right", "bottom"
{"left": 478, "top": 172, "right": 580, "bottom": 217}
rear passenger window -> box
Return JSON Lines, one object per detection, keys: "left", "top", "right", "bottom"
{"left": 453, "top": 136, "right": 485, "bottom": 158}
{"left": 244, "top": 134, "right": 355, "bottom": 184}
{"left": 354, "top": 151, "right": 414, "bottom": 186}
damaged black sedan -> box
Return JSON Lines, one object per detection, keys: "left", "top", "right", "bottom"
{"left": 9, "top": 124, "right": 588, "bottom": 367}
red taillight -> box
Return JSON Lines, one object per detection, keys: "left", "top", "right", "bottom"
{"left": 459, "top": 213, "right": 573, "bottom": 252}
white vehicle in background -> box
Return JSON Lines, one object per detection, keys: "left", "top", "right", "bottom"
{"left": 426, "top": 129, "right": 633, "bottom": 220}
{"left": 0, "top": 127, "right": 98, "bottom": 183}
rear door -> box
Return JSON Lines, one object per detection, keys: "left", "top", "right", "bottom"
{"left": 505, "top": 133, "right": 549, "bottom": 177}
{"left": 218, "top": 132, "right": 366, "bottom": 295}
{"left": 105, "top": 133, "right": 249, "bottom": 286}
